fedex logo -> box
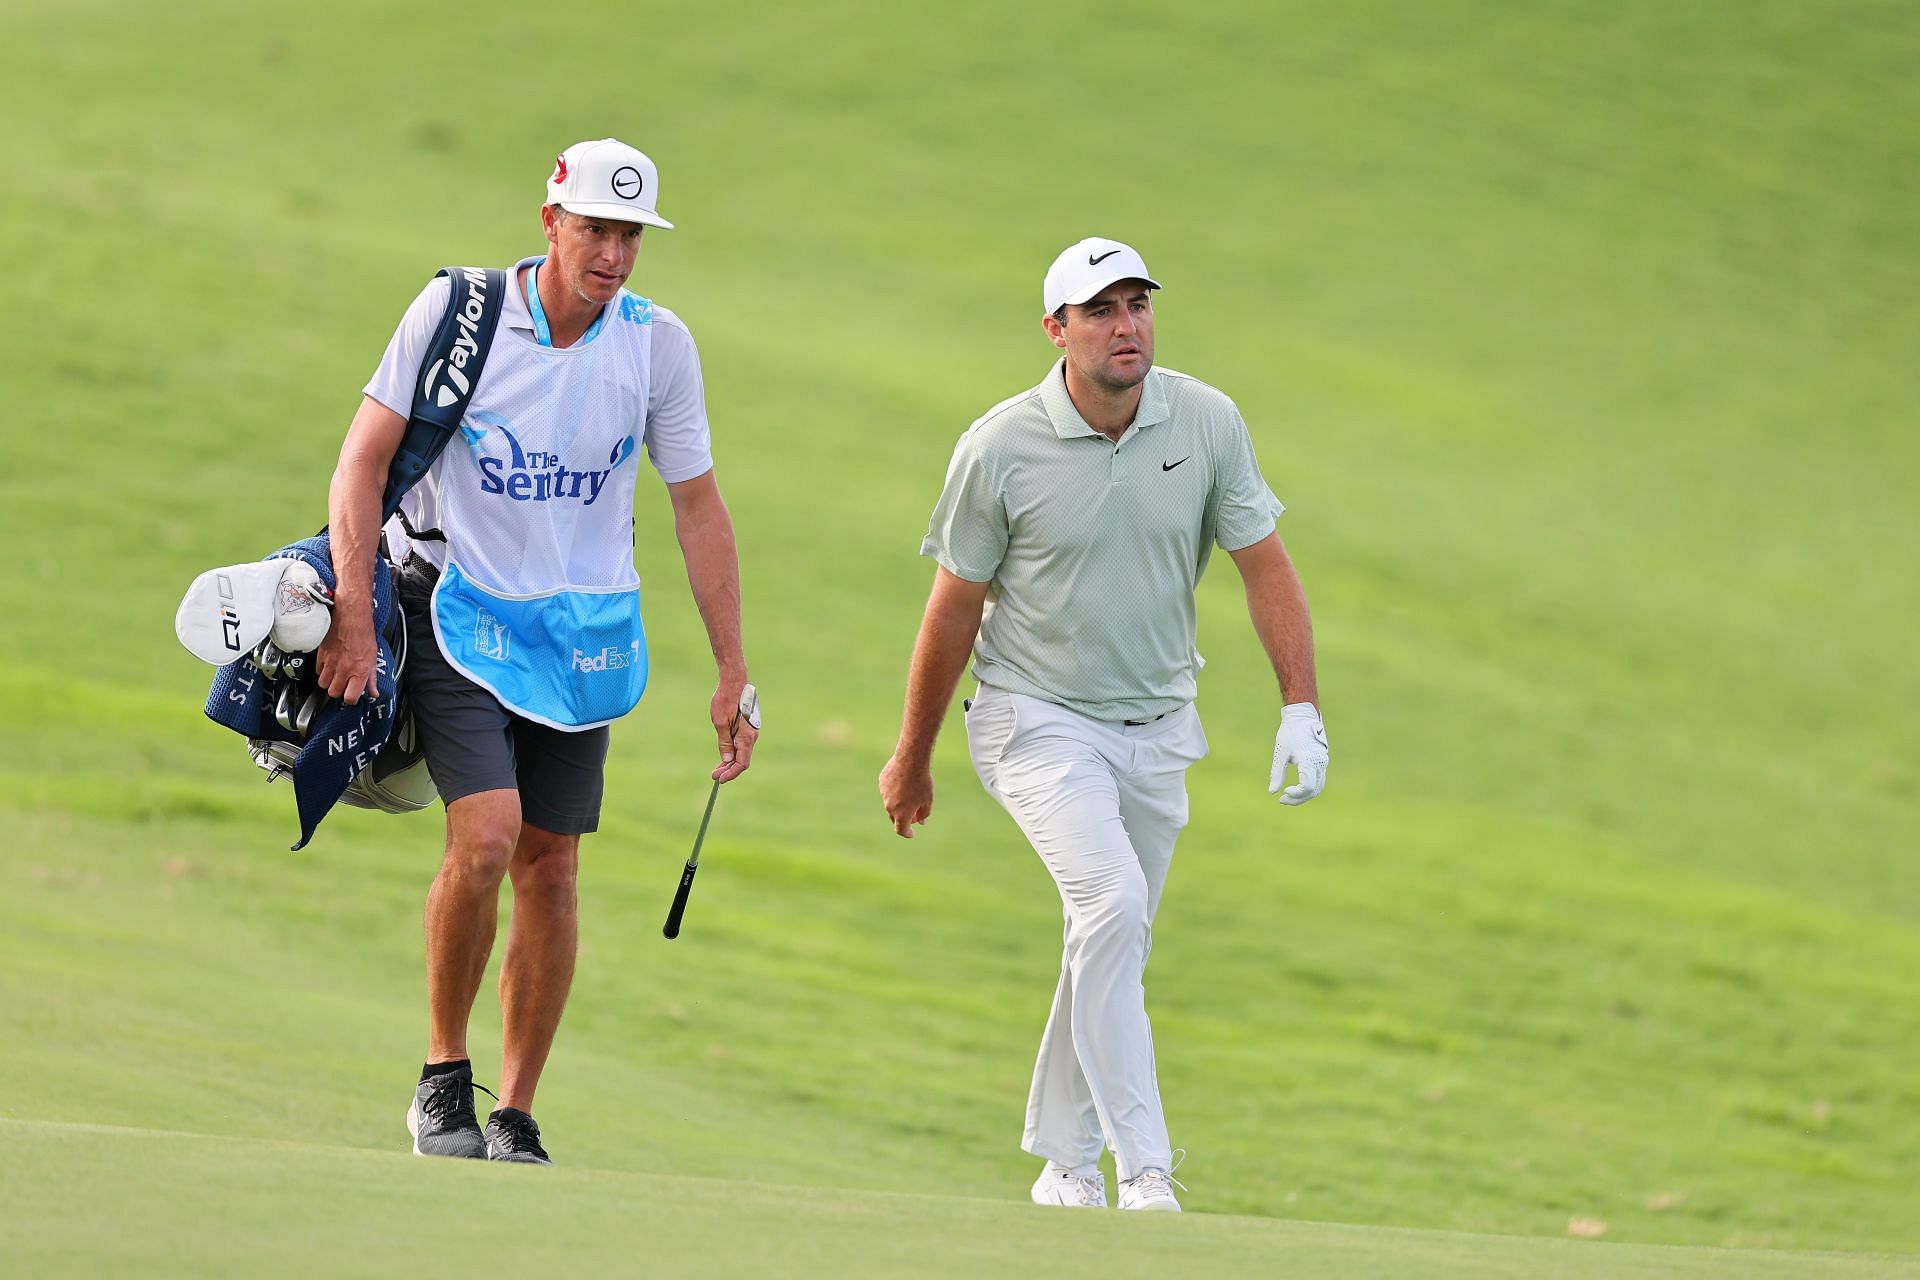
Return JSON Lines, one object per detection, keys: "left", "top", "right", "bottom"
{"left": 573, "top": 642, "right": 640, "bottom": 674}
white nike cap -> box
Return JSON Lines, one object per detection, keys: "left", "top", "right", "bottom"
{"left": 1043, "top": 237, "right": 1160, "bottom": 314}
{"left": 545, "top": 138, "right": 675, "bottom": 229}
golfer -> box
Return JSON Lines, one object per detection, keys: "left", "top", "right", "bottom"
{"left": 879, "top": 238, "right": 1327, "bottom": 1211}
{"left": 315, "top": 139, "right": 757, "bottom": 1164}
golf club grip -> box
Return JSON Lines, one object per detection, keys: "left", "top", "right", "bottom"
{"left": 662, "top": 859, "right": 699, "bottom": 939}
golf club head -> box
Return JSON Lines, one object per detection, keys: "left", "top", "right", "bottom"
{"left": 273, "top": 679, "right": 302, "bottom": 735}
{"left": 295, "top": 685, "right": 326, "bottom": 737}
{"left": 253, "top": 639, "right": 286, "bottom": 681}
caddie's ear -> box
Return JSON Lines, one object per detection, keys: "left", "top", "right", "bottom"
{"left": 175, "top": 560, "right": 291, "bottom": 666}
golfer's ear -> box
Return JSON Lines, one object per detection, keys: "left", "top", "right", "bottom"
{"left": 1042, "top": 311, "right": 1067, "bottom": 349}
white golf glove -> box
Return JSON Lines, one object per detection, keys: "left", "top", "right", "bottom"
{"left": 1269, "top": 703, "right": 1329, "bottom": 806}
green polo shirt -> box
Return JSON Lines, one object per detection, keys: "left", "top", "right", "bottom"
{"left": 922, "top": 358, "right": 1284, "bottom": 722}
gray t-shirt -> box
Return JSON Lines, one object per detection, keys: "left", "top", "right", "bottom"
{"left": 922, "top": 358, "right": 1283, "bottom": 722}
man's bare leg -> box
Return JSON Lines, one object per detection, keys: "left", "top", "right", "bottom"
{"left": 496, "top": 822, "right": 580, "bottom": 1113}
{"left": 425, "top": 788, "right": 522, "bottom": 1063}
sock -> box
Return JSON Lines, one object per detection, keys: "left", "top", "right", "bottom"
{"left": 489, "top": 1106, "right": 534, "bottom": 1125}
{"left": 420, "top": 1058, "right": 471, "bottom": 1083}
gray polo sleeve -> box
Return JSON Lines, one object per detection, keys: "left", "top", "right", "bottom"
{"left": 919, "top": 430, "right": 1006, "bottom": 583}
{"left": 362, "top": 276, "right": 450, "bottom": 417}
{"left": 1212, "top": 411, "right": 1286, "bottom": 551}
{"left": 643, "top": 309, "right": 716, "bottom": 484}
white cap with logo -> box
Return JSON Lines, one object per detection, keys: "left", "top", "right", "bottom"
{"left": 1043, "top": 237, "right": 1161, "bottom": 314}
{"left": 545, "top": 138, "right": 675, "bottom": 229}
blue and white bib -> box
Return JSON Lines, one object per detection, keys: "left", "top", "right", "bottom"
{"left": 425, "top": 257, "right": 659, "bottom": 730}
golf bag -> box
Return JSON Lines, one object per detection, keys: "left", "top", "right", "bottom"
{"left": 187, "top": 266, "right": 506, "bottom": 847}
{"left": 241, "top": 546, "right": 435, "bottom": 816}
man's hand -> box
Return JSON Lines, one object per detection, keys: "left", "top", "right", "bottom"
{"left": 1269, "top": 702, "right": 1329, "bottom": 806}
{"left": 878, "top": 751, "right": 934, "bottom": 838}
{"left": 314, "top": 600, "right": 379, "bottom": 704}
{"left": 711, "top": 680, "right": 760, "bottom": 783}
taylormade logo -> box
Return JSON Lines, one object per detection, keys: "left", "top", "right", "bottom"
{"left": 573, "top": 641, "right": 641, "bottom": 674}
{"left": 420, "top": 268, "right": 490, "bottom": 409}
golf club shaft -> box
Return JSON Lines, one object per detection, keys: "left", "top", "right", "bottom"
{"left": 662, "top": 777, "right": 722, "bottom": 939}
{"left": 662, "top": 699, "right": 751, "bottom": 941}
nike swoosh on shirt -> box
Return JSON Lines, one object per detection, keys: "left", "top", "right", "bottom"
{"left": 1162, "top": 457, "right": 1191, "bottom": 471}
{"left": 1089, "top": 249, "right": 1122, "bottom": 265}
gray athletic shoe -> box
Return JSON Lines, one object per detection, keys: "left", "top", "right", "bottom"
{"left": 483, "top": 1108, "right": 553, "bottom": 1165}
{"left": 406, "top": 1066, "right": 489, "bottom": 1159}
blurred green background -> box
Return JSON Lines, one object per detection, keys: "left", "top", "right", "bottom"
{"left": 1, "top": 0, "right": 1915, "bottom": 1272}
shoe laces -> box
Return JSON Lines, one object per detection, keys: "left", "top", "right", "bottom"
{"left": 420, "top": 1074, "right": 495, "bottom": 1126}
{"left": 1128, "top": 1149, "right": 1189, "bottom": 1197}
{"left": 1065, "top": 1173, "right": 1106, "bottom": 1207}
{"left": 489, "top": 1111, "right": 549, "bottom": 1160}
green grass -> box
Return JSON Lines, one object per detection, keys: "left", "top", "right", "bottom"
{"left": 8, "top": 1121, "right": 1916, "bottom": 1280}
{"left": 2, "top": 0, "right": 1917, "bottom": 1272}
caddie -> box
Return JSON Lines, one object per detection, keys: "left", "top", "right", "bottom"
{"left": 315, "top": 138, "right": 757, "bottom": 1164}
{"left": 878, "top": 237, "right": 1328, "bottom": 1211}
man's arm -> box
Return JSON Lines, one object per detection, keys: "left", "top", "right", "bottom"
{"left": 1229, "top": 531, "right": 1328, "bottom": 804}
{"left": 314, "top": 395, "right": 406, "bottom": 704}
{"left": 1229, "top": 531, "right": 1317, "bottom": 707}
{"left": 878, "top": 567, "right": 991, "bottom": 838}
{"left": 665, "top": 469, "right": 756, "bottom": 782}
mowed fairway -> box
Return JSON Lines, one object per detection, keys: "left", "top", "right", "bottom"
{"left": 1, "top": 1, "right": 1917, "bottom": 1276}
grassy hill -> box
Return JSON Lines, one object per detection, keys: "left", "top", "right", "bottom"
{"left": 1, "top": 0, "right": 1915, "bottom": 1271}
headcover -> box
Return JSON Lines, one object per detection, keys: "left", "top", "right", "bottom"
{"left": 203, "top": 533, "right": 401, "bottom": 849}
{"left": 175, "top": 560, "right": 293, "bottom": 665}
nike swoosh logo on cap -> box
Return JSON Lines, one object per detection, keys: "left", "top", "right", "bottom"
{"left": 1089, "top": 249, "right": 1122, "bottom": 265}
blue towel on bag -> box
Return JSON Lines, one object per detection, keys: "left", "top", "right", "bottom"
{"left": 204, "top": 533, "right": 400, "bottom": 850}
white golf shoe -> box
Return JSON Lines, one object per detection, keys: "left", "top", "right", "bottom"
{"left": 1031, "top": 1161, "right": 1108, "bottom": 1208}
{"left": 1118, "top": 1165, "right": 1184, "bottom": 1212}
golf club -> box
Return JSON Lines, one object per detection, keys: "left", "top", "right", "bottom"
{"left": 663, "top": 683, "right": 759, "bottom": 940}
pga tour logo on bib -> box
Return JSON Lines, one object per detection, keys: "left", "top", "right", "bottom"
{"left": 475, "top": 609, "right": 510, "bottom": 660}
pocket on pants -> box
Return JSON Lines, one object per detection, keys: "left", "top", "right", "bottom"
{"left": 964, "top": 685, "right": 1019, "bottom": 788}
{"left": 1179, "top": 703, "right": 1209, "bottom": 763}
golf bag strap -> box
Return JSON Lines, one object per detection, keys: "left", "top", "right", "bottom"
{"left": 395, "top": 510, "right": 445, "bottom": 544}
{"left": 379, "top": 265, "right": 507, "bottom": 523}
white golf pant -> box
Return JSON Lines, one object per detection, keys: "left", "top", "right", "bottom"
{"left": 965, "top": 683, "right": 1207, "bottom": 1181}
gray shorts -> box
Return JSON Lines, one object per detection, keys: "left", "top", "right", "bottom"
{"left": 397, "top": 555, "right": 610, "bottom": 835}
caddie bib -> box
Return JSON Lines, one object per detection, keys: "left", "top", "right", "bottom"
{"left": 426, "top": 256, "right": 658, "bottom": 731}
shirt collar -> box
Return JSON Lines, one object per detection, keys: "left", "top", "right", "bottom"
{"left": 504, "top": 255, "right": 615, "bottom": 348}
{"left": 1036, "top": 357, "right": 1168, "bottom": 440}
{"left": 503, "top": 256, "right": 540, "bottom": 332}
